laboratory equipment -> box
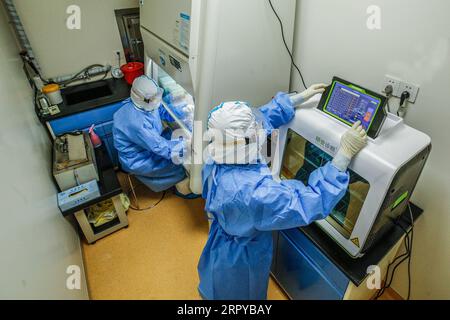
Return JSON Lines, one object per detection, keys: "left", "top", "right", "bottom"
{"left": 273, "top": 90, "right": 431, "bottom": 258}
{"left": 139, "top": 0, "right": 297, "bottom": 193}
{"left": 57, "top": 180, "right": 100, "bottom": 212}
{"left": 53, "top": 132, "right": 99, "bottom": 191}
{"left": 317, "top": 77, "right": 387, "bottom": 139}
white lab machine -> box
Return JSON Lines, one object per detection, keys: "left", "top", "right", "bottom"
{"left": 273, "top": 85, "right": 431, "bottom": 257}
{"left": 139, "top": 0, "right": 297, "bottom": 193}
{"left": 53, "top": 132, "right": 99, "bottom": 191}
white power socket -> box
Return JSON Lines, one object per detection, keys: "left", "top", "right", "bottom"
{"left": 383, "top": 75, "right": 401, "bottom": 96}
{"left": 382, "top": 75, "right": 420, "bottom": 103}
{"left": 399, "top": 81, "right": 420, "bottom": 103}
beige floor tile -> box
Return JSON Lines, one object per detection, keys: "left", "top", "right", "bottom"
{"left": 82, "top": 177, "right": 288, "bottom": 300}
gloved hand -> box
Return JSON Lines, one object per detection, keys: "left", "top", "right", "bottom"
{"left": 171, "top": 135, "right": 191, "bottom": 165}
{"left": 290, "top": 83, "right": 328, "bottom": 107}
{"left": 182, "top": 104, "right": 195, "bottom": 131}
{"left": 182, "top": 135, "right": 193, "bottom": 172}
{"left": 332, "top": 121, "right": 368, "bottom": 172}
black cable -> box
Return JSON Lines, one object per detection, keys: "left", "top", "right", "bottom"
{"left": 406, "top": 204, "right": 415, "bottom": 300}
{"left": 374, "top": 231, "right": 410, "bottom": 299}
{"left": 374, "top": 205, "right": 414, "bottom": 300}
{"left": 375, "top": 227, "right": 410, "bottom": 298}
{"left": 268, "top": 0, "right": 308, "bottom": 90}
{"left": 383, "top": 233, "right": 410, "bottom": 290}
{"left": 375, "top": 224, "right": 410, "bottom": 298}
{"left": 126, "top": 181, "right": 166, "bottom": 211}
{"left": 386, "top": 96, "right": 392, "bottom": 113}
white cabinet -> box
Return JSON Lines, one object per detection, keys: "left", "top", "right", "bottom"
{"left": 140, "top": 0, "right": 297, "bottom": 193}
{"left": 140, "top": 0, "right": 192, "bottom": 55}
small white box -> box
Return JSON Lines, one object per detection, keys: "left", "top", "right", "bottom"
{"left": 57, "top": 180, "right": 100, "bottom": 212}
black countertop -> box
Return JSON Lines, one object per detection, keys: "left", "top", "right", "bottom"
{"left": 60, "top": 145, "right": 123, "bottom": 217}
{"left": 299, "top": 203, "right": 423, "bottom": 286}
{"left": 39, "top": 78, "right": 130, "bottom": 123}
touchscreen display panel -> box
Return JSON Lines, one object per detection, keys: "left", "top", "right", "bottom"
{"left": 324, "top": 81, "right": 382, "bottom": 130}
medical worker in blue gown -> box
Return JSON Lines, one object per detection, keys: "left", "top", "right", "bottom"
{"left": 113, "top": 75, "right": 192, "bottom": 194}
{"left": 198, "top": 84, "right": 368, "bottom": 300}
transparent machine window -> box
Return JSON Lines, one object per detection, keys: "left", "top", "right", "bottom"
{"left": 280, "top": 129, "right": 370, "bottom": 239}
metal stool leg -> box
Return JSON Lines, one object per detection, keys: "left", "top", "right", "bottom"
{"left": 127, "top": 174, "right": 140, "bottom": 210}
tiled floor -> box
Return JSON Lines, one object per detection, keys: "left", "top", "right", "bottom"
{"left": 81, "top": 177, "right": 287, "bottom": 300}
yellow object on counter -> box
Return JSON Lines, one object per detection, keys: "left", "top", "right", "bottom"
{"left": 42, "top": 83, "right": 63, "bottom": 105}
{"left": 42, "top": 83, "right": 60, "bottom": 94}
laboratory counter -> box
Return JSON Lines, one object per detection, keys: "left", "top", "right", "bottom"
{"left": 38, "top": 77, "right": 130, "bottom": 123}
{"left": 272, "top": 203, "right": 422, "bottom": 299}
{"left": 300, "top": 203, "right": 422, "bottom": 286}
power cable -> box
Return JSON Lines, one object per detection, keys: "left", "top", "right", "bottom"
{"left": 268, "top": 0, "right": 308, "bottom": 90}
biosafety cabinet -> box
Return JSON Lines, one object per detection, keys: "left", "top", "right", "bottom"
{"left": 139, "top": 0, "right": 297, "bottom": 193}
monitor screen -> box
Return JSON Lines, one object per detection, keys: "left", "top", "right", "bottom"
{"left": 324, "top": 81, "right": 382, "bottom": 130}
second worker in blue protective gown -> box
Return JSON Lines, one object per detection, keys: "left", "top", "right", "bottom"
{"left": 198, "top": 84, "right": 368, "bottom": 300}
{"left": 113, "top": 76, "right": 192, "bottom": 193}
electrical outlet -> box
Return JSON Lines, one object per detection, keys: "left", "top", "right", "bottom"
{"left": 383, "top": 75, "right": 401, "bottom": 96}
{"left": 398, "top": 81, "right": 420, "bottom": 103}
{"left": 383, "top": 75, "right": 420, "bottom": 104}
{"left": 113, "top": 50, "right": 122, "bottom": 66}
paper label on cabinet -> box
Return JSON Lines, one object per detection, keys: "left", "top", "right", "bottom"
{"left": 178, "top": 13, "right": 190, "bottom": 52}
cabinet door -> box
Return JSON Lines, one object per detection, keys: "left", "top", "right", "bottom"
{"left": 48, "top": 102, "right": 124, "bottom": 136}
{"left": 275, "top": 231, "right": 346, "bottom": 300}
{"left": 140, "top": 0, "right": 192, "bottom": 55}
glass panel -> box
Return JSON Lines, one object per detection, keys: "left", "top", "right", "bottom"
{"left": 157, "top": 67, "right": 195, "bottom": 132}
{"left": 280, "top": 129, "right": 370, "bottom": 239}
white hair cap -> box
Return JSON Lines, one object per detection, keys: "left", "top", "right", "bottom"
{"left": 130, "top": 76, "right": 163, "bottom": 111}
{"left": 207, "top": 101, "right": 266, "bottom": 164}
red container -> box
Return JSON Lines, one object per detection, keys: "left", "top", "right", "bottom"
{"left": 120, "top": 62, "right": 144, "bottom": 85}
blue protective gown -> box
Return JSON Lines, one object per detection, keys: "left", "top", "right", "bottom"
{"left": 113, "top": 99, "right": 186, "bottom": 192}
{"left": 198, "top": 93, "right": 350, "bottom": 300}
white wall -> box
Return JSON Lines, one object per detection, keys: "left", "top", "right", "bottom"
{"left": 0, "top": 7, "right": 88, "bottom": 299}
{"left": 291, "top": 0, "right": 450, "bottom": 299}
{"left": 13, "top": 0, "right": 138, "bottom": 79}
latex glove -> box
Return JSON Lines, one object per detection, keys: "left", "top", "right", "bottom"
{"left": 171, "top": 135, "right": 191, "bottom": 165}
{"left": 332, "top": 121, "right": 368, "bottom": 172}
{"left": 183, "top": 104, "right": 195, "bottom": 116}
{"left": 182, "top": 104, "right": 195, "bottom": 131}
{"left": 182, "top": 135, "right": 193, "bottom": 172}
{"left": 290, "top": 83, "right": 328, "bottom": 107}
